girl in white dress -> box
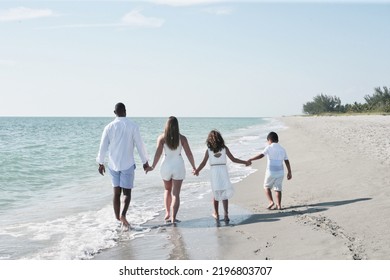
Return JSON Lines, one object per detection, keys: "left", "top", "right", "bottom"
{"left": 194, "top": 130, "right": 250, "bottom": 223}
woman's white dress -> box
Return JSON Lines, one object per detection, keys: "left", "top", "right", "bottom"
{"left": 160, "top": 140, "right": 186, "bottom": 181}
{"left": 208, "top": 148, "right": 234, "bottom": 201}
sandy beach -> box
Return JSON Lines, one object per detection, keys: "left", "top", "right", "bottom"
{"left": 95, "top": 115, "right": 390, "bottom": 260}
{"left": 223, "top": 114, "right": 390, "bottom": 260}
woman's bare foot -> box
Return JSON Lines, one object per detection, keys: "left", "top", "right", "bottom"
{"left": 164, "top": 214, "right": 170, "bottom": 221}
{"left": 276, "top": 205, "right": 282, "bottom": 210}
{"left": 267, "top": 202, "right": 275, "bottom": 210}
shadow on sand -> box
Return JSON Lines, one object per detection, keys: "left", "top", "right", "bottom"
{"left": 141, "top": 198, "right": 372, "bottom": 229}
{"left": 238, "top": 197, "right": 372, "bottom": 226}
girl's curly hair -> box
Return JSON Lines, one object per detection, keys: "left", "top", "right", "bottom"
{"left": 206, "top": 130, "right": 225, "bottom": 153}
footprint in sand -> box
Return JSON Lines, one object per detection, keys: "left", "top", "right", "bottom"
{"left": 297, "top": 214, "right": 366, "bottom": 260}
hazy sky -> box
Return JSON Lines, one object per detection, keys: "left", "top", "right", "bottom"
{"left": 1, "top": 0, "right": 389, "bottom": 117}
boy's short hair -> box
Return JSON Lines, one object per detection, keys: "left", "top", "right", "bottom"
{"left": 267, "top": 132, "right": 279, "bottom": 143}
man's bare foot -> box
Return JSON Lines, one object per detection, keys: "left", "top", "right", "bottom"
{"left": 120, "top": 215, "right": 130, "bottom": 227}
{"left": 267, "top": 202, "right": 275, "bottom": 210}
{"left": 224, "top": 216, "right": 230, "bottom": 223}
{"left": 212, "top": 213, "right": 219, "bottom": 220}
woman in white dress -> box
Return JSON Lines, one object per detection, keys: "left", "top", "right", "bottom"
{"left": 194, "top": 130, "right": 250, "bottom": 223}
{"left": 147, "top": 116, "right": 196, "bottom": 224}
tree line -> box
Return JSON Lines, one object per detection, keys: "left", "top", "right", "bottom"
{"left": 302, "top": 86, "right": 390, "bottom": 115}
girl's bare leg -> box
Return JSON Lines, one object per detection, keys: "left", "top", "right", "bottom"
{"left": 213, "top": 198, "right": 219, "bottom": 220}
{"left": 222, "top": 199, "right": 229, "bottom": 222}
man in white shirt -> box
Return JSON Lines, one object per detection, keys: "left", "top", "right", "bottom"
{"left": 96, "top": 102, "right": 150, "bottom": 228}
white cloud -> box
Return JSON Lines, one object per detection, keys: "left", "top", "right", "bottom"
{"left": 121, "top": 9, "right": 165, "bottom": 28}
{"left": 203, "top": 7, "right": 233, "bottom": 15}
{"left": 40, "top": 9, "right": 164, "bottom": 29}
{"left": 0, "top": 7, "right": 55, "bottom": 22}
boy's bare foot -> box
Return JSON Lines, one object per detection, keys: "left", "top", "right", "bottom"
{"left": 212, "top": 213, "right": 219, "bottom": 220}
{"left": 267, "top": 202, "right": 275, "bottom": 210}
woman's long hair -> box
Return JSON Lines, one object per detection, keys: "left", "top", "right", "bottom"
{"left": 164, "top": 116, "right": 180, "bottom": 150}
{"left": 206, "top": 130, "right": 225, "bottom": 153}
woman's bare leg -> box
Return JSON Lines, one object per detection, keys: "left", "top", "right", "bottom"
{"left": 163, "top": 180, "right": 173, "bottom": 221}
{"left": 171, "top": 179, "right": 183, "bottom": 223}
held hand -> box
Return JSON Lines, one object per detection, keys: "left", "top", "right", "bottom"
{"left": 145, "top": 166, "right": 154, "bottom": 174}
{"left": 143, "top": 162, "right": 150, "bottom": 171}
{"left": 245, "top": 160, "right": 252, "bottom": 166}
{"left": 98, "top": 164, "right": 105, "bottom": 176}
{"left": 193, "top": 169, "right": 199, "bottom": 176}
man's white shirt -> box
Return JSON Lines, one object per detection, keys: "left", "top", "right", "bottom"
{"left": 96, "top": 117, "right": 149, "bottom": 171}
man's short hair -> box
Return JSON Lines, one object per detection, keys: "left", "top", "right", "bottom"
{"left": 115, "top": 103, "right": 126, "bottom": 114}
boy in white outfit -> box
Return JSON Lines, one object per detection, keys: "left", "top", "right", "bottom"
{"left": 249, "top": 132, "right": 292, "bottom": 210}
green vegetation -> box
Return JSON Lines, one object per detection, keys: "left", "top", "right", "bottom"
{"left": 303, "top": 87, "right": 390, "bottom": 115}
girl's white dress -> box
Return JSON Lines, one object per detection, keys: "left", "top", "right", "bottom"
{"left": 208, "top": 148, "right": 234, "bottom": 201}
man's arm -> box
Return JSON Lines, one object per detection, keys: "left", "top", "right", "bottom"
{"left": 96, "top": 128, "right": 109, "bottom": 175}
{"left": 96, "top": 128, "right": 109, "bottom": 163}
{"left": 133, "top": 125, "right": 149, "bottom": 169}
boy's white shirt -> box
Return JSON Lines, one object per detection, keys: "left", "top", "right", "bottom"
{"left": 262, "top": 143, "right": 288, "bottom": 178}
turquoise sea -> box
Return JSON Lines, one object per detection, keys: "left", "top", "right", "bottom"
{"left": 0, "top": 117, "right": 285, "bottom": 259}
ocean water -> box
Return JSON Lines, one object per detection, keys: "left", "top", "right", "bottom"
{"left": 0, "top": 117, "right": 285, "bottom": 260}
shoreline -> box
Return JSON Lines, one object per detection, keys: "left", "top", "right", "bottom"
{"left": 95, "top": 115, "right": 390, "bottom": 260}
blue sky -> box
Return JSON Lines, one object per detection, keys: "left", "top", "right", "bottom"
{"left": 1, "top": 0, "right": 389, "bottom": 117}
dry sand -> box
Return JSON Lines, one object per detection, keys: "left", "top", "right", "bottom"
{"left": 221, "top": 115, "right": 390, "bottom": 260}
{"left": 95, "top": 115, "right": 390, "bottom": 260}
